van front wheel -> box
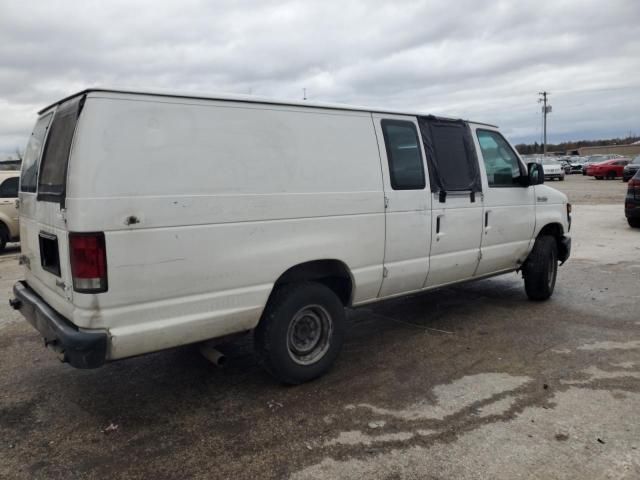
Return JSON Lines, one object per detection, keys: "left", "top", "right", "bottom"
{"left": 255, "top": 282, "right": 346, "bottom": 384}
{"left": 523, "top": 235, "right": 558, "bottom": 301}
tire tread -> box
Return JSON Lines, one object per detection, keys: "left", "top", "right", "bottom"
{"left": 523, "top": 235, "right": 558, "bottom": 301}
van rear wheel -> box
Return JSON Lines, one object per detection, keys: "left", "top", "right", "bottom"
{"left": 255, "top": 282, "right": 346, "bottom": 384}
{"left": 523, "top": 235, "right": 558, "bottom": 301}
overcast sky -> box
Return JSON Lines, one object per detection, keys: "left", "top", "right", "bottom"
{"left": 1, "top": 0, "right": 639, "bottom": 157}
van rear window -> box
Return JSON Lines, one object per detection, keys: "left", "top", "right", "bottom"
{"left": 37, "top": 96, "right": 83, "bottom": 201}
{"left": 20, "top": 113, "right": 53, "bottom": 193}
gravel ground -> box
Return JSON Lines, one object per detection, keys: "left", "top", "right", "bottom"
{"left": 1, "top": 174, "right": 638, "bottom": 479}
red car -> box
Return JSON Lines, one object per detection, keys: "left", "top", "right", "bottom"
{"left": 586, "top": 158, "right": 630, "bottom": 179}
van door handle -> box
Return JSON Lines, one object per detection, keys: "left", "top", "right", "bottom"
{"left": 484, "top": 210, "right": 492, "bottom": 234}
{"left": 436, "top": 214, "right": 445, "bottom": 241}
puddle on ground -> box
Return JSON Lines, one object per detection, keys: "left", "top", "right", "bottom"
{"left": 562, "top": 365, "right": 640, "bottom": 385}
{"left": 292, "top": 388, "right": 640, "bottom": 480}
{"left": 325, "top": 431, "right": 415, "bottom": 447}
{"left": 475, "top": 394, "right": 522, "bottom": 418}
{"left": 348, "top": 373, "right": 531, "bottom": 421}
{"left": 577, "top": 340, "right": 640, "bottom": 351}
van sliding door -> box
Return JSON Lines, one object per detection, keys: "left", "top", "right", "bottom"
{"left": 418, "top": 117, "right": 484, "bottom": 287}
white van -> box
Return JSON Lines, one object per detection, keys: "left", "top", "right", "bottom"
{"left": 0, "top": 170, "right": 20, "bottom": 252}
{"left": 11, "top": 89, "right": 571, "bottom": 383}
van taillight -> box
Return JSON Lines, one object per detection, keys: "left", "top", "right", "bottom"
{"left": 69, "top": 232, "right": 108, "bottom": 293}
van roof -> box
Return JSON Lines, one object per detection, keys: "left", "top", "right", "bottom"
{"left": 38, "top": 88, "right": 497, "bottom": 128}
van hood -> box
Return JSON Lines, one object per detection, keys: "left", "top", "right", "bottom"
{"left": 536, "top": 184, "right": 568, "bottom": 204}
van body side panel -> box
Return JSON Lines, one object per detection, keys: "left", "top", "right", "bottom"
{"left": 64, "top": 96, "right": 385, "bottom": 359}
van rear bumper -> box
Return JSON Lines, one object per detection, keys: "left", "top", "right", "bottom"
{"left": 10, "top": 281, "right": 108, "bottom": 369}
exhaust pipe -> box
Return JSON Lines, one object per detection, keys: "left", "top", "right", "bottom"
{"left": 199, "top": 341, "right": 226, "bottom": 367}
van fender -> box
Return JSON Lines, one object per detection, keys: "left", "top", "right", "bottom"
{"left": 267, "top": 259, "right": 355, "bottom": 308}
{"left": 530, "top": 213, "right": 570, "bottom": 265}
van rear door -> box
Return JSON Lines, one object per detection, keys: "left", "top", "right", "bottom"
{"left": 19, "top": 96, "right": 84, "bottom": 311}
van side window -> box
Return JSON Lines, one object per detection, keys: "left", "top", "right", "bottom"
{"left": 0, "top": 177, "right": 19, "bottom": 198}
{"left": 20, "top": 113, "right": 53, "bottom": 193}
{"left": 38, "top": 97, "right": 83, "bottom": 201}
{"left": 381, "top": 120, "right": 426, "bottom": 190}
{"left": 476, "top": 130, "right": 523, "bottom": 187}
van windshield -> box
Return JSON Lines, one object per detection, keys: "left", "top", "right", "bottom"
{"left": 20, "top": 113, "right": 53, "bottom": 193}
{"left": 37, "top": 96, "right": 83, "bottom": 201}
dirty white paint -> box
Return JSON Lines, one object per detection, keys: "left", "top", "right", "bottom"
{"left": 353, "top": 373, "right": 531, "bottom": 421}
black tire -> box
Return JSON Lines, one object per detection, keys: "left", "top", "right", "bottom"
{"left": 595, "top": 176, "right": 602, "bottom": 180}
{"left": 523, "top": 235, "right": 558, "bottom": 301}
{"left": 0, "top": 224, "right": 8, "bottom": 253}
{"left": 628, "top": 218, "right": 640, "bottom": 228}
{"left": 559, "top": 176, "right": 565, "bottom": 181}
{"left": 255, "top": 282, "right": 346, "bottom": 384}
{"left": 607, "top": 171, "right": 616, "bottom": 180}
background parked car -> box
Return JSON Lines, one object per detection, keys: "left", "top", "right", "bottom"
{"left": 622, "top": 155, "right": 640, "bottom": 182}
{"left": 582, "top": 154, "right": 620, "bottom": 175}
{"left": 568, "top": 157, "right": 587, "bottom": 174}
{"left": 586, "top": 158, "right": 630, "bottom": 180}
{"left": 557, "top": 158, "right": 572, "bottom": 174}
{"left": 625, "top": 169, "right": 640, "bottom": 228}
{"left": 0, "top": 171, "right": 20, "bottom": 252}
{"left": 541, "top": 157, "right": 565, "bottom": 181}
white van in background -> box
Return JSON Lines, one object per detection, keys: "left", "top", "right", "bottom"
{"left": 0, "top": 171, "right": 20, "bottom": 252}
{"left": 11, "top": 89, "right": 571, "bottom": 383}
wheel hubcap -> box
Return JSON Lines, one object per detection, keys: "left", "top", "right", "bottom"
{"left": 287, "top": 305, "right": 332, "bottom": 365}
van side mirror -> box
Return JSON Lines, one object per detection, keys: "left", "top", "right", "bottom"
{"left": 526, "top": 162, "right": 544, "bottom": 186}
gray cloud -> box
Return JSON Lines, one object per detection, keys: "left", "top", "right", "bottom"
{"left": 1, "top": 0, "right": 639, "bottom": 156}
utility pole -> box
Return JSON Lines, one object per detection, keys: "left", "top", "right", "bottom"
{"left": 303, "top": 88, "right": 307, "bottom": 101}
{"left": 538, "top": 91, "right": 552, "bottom": 155}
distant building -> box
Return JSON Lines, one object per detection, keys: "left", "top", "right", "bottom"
{"left": 574, "top": 144, "right": 640, "bottom": 157}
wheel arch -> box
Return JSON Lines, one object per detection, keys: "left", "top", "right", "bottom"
{"left": 535, "top": 222, "right": 569, "bottom": 263}
{"left": 269, "top": 259, "right": 355, "bottom": 307}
